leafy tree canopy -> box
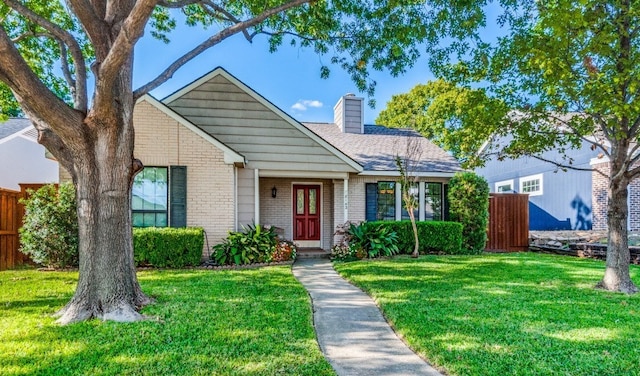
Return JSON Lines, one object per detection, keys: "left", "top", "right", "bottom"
{"left": 0, "top": 0, "right": 492, "bottom": 118}
{"left": 377, "top": 79, "right": 509, "bottom": 167}
{"left": 378, "top": 0, "right": 640, "bottom": 293}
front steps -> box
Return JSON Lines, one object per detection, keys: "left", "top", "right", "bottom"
{"left": 296, "top": 248, "right": 330, "bottom": 259}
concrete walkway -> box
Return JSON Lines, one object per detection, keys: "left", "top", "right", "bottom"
{"left": 292, "top": 258, "right": 443, "bottom": 376}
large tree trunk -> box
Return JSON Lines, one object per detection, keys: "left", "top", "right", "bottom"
{"left": 54, "top": 65, "right": 151, "bottom": 324}
{"left": 597, "top": 167, "right": 638, "bottom": 294}
{"left": 55, "top": 113, "right": 151, "bottom": 324}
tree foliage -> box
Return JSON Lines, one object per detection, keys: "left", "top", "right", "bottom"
{"left": 378, "top": 79, "right": 509, "bottom": 167}
{"left": 448, "top": 172, "right": 489, "bottom": 254}
{"left": 379, "top": 0, "right": 640, "bottom": 292}
{"left": 19, "top": 183, "right": 79, "bottom": 269}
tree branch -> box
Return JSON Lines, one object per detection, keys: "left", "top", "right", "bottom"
{"left": 530, "top": 154, "right": 607, "bottom": 178}
{"left": 4, "top": 0, "right": 88, "bottom": 112}
{"left": 0, "top": 27, "right": 85, "bottom": 143}
{"left": 157, "top": 0, "right": 201, "bottom": 7}
{"left": 134, "top": 0, "right": 311, "bottom": 98}
{"left": 201, "top": 1, "right": 252, "bottom": 41}
{"left": 98, "top": 0, "right": 159, "bottom": 92}
{"left": 66, "top": 0, "right": 107, "bottom": 50}
{"left": 10, "top": 30, "right": 49, "bottom": 43}
{"left": 31, "top": 118, "right": 76, "bottom": 180}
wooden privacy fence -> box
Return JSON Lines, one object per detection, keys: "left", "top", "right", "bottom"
{"left": 0, "top": 188, "right": 23, "bottom": 271}
{"left": 0, "top": 183, "right": 49, "bottom": 270}
{"left": 486, "top": 193, "right": 530, "bottom": 252}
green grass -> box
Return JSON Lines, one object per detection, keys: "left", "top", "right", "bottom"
{"left": 0, "top": 267, "right": 334, "bottom": 376}
{"left": 334, "top": 253, "right": 640, "bottom": 376}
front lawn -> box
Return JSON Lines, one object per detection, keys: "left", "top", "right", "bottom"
{"left": 334, "top": 253, "right": 640, "bottom": 376}
{"left": 0, "top": 267, "right": 334, "bottom": 376}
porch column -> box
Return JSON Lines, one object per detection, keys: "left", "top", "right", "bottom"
{"left": 254, "top": 168, "right": 260, "bottom": 224}
{"left": 419, "top": 182, "right": 425, "bottom": 221}
{"left": 343, "top": 178, "right": 349, "bottom": 223}
{"left": 395, "top": 182, "right": 402, "bottom": 221}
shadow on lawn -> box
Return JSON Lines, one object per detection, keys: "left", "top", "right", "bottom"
{"left": 1, "top": 267, "right": 332, "bottom": 376}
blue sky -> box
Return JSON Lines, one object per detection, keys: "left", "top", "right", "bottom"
{"left": 133, "top": 24, "right": 436, "bottom": 125}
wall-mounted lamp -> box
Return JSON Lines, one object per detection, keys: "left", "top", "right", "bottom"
{"left": 271, "top": 186, "right": 278, "bottom": 198}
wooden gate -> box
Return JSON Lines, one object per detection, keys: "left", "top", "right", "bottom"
{"left": 486, "top": 193, "right": 530, "bottom": 252}
{"left": 0, "top": 188, "right": 22, "bottom": 270}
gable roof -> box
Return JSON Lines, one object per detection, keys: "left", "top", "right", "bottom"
{"left": 0, "top": 118, "right": 32, "bottom": 142}
{"left": 163, "top": 67, "right": 362, "bottom": 173}
{"left": 304, "top": 122, "right": 462, "bottom": 176}
{"left": 136, "top": 94, "right": 245, "bottom": 165}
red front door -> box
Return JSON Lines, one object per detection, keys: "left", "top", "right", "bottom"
{"left": 293, "top": 185, "right": 321, "bottom": 241}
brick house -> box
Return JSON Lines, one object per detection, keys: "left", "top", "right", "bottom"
{"left": 60, "top": 67, "right": 461, "bottom": 253}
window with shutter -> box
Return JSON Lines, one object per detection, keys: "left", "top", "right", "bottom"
{"left": 132, "top": 167, "right": 168, "bottom": 227}
{"left": 131, "top": 166, "right": 187, "bottom": 228}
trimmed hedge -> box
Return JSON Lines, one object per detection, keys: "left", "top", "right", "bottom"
{"left": 367, "top": 220, "right": 463, "bottom": 254}
{"left": 133, "top": 227, "right": 204, "bottom": 267}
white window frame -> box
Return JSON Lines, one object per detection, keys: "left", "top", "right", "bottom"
{"left": 519, "top": 174, "right": 543, "bottom": 196}
{"left": 494, "top": 179, "right": 514, "bottom": 193}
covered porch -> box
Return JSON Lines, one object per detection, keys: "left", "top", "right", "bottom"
{"left": 237, "top": 168, "right": 351, "bottom": 251}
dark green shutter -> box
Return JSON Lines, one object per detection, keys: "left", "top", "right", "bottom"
{"left": 170, "top": 166, "right": 187, "bottom": 228}
{"left": 365, "top": 183, "right": 378, "bottom": 221}
{"left": 443, "top": 184, "right": 450, "bottom": 221}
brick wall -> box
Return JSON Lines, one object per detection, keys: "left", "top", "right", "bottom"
{"left": 592, "top": 161, "right": 640, "bottom": 231}
{"left": 134, "top": 101, "right": 235, "bottom": 254}
{"left": 591, "top": 161, "right": 609, "bottom": 231}
{"left": 59, "top": 100, "right": 236, "bottom": 258}
{"left": 630, "top": 178, "right": 640, "bottom": 231}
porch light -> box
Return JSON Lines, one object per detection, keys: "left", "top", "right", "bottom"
{"left": 271, "top": 186, "right": 277, "bottom": 198}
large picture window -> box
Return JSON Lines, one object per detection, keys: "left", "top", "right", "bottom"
{"left": 366, "top": 182, "right": 396, "bottom": 221}
{"left": 401, "top": 182, "right": 419, "bottom": 220}
{"left": 132, "top": 167, "right": 168, "bottom": 227}
{"left": 366, "top": 181, "right": 448, "bottom": 222}
{"left": 424, "top": 182, "right": 442, "bottom": 221}
{"left": 377, "top": 182, "right": 396, "bottom": 221}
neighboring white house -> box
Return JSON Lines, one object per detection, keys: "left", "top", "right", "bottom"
{"left": 0, "top": 119, "right": 58, "bottom": 190}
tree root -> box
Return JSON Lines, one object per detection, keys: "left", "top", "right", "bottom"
{"left": 54, "top": 295, "right": 154, "bottom": 325}
{"left": 595, "top": 280, "right": 639, "bottom": 294}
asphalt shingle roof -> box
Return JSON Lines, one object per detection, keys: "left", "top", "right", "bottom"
{"left": 0, "top": 118, "right": 32, "bottom": 140}
{"left": 304, "top": 122, "right": 462, "bottom": 173}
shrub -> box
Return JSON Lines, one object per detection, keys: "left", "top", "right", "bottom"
{"left": 448, "top": 172, "right": 490, "bottom": 254}
{"left": 367, "top": 220, "right": 463, "bottom": 254}
{"left": 212, "top": 224, "right": 279, "bottom": 265}
{"left": 19, "top": 183, "right": 78, "bottom": 268}
{"left": 331, "top": 222, "right": 364, "bottom": 261}
{"left": 133, "top": 227, "right": 204, "bottom": 267}
{"left": 344, "top": 222, "right": 400, "bottom": 258}
{"left": 271, "top": 239, "right": 297, "bottom": 262}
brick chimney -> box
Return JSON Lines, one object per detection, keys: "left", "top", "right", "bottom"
{"left": 334, "top": 94, "right": 364, "bottom": 134}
